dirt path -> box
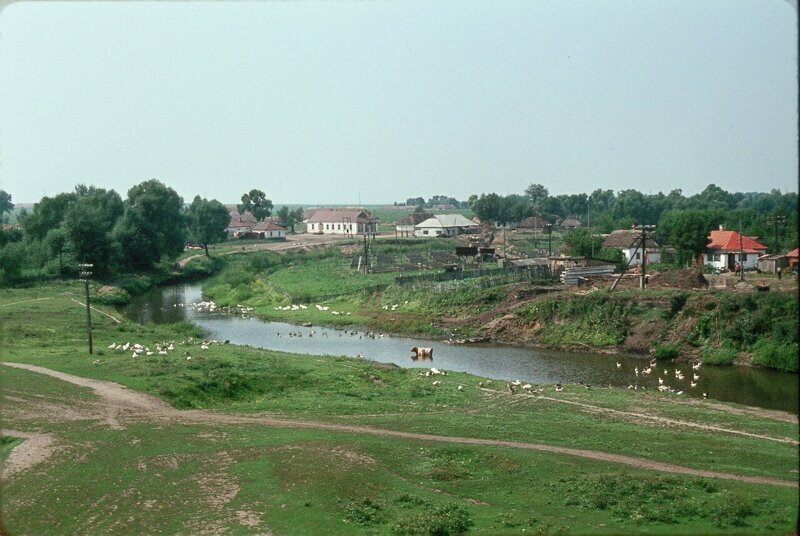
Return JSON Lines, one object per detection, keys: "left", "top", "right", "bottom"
{"left": 0, "top": 297, "right": 55, "bottom": 308}
{"left": 1, "top": 429, "right": 56, "bottom": 478}
{"left": 3, "top": 362, "right": 797, "bottom": 489}
{"left": 524, "top": 392, "right": 799, "bottom": 445}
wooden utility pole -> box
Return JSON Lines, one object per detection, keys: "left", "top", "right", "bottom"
{"left": 638, "top": 225, "right": 655, "bottom": 289}
{"left": 78, "top": 263, "right": 94, "bottom": 354}
{"left": 766, "top": 215, "right": 785, "bottom": 253}
{"left": 545, "top": 223, "right": 553, "bottom": 257}
{"left": 739, "top": 220, "right": 745, "bottom": 283}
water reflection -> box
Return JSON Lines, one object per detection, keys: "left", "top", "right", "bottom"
{"left": 123, "top": 284, "right": 798, "bottom": 414}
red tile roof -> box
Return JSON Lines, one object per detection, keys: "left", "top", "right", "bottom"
{"left": 706, "top": 230, "right": 767, "bottom": 254}
{"left": 786, "top": 248, "right": 799, "bottom": 259}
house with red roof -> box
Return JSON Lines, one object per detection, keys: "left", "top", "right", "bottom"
{"left": 786, "top": 248, "right": 799, "bottom": 270}
{"left": 702, "top": 227, "right": 768, "bottom": 271}
{"left": 251, "top": 220, "right": 287, "bottom": 240}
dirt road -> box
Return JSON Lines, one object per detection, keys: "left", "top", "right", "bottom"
{"left": 3, "top": 362, "right": 797, "bottom": 488}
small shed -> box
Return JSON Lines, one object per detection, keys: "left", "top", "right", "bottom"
{"left": 757, "top": 254, "right": 787, "bottom": 274}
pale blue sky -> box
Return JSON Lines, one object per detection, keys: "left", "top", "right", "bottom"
{"left": 1, "top": 1, "right": 796, "bottom": 204}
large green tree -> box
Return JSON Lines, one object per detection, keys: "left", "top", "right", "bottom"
{"left": 188, "top": 196, "right": 230, "bottom": 256}
{"left": 0, "top": 190, "right": 14, "bottom": 221}
{"left": 63, "top": 186, "right": 124, "bottom": 274}
{"left": 658, "top": 210, "right": 715, "bottom": 266}
{"left": 114, "top": 179, "right": 186, "bottom": 269}
{"left": 20, "top": 192, "right": 77, "bottom": 241}
{"left": 238, "top": 189, "right": 273, "bottom": 222}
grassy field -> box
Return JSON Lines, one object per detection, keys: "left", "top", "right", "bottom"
{"left": 1, "top": 282, "right": 798, "bottom": 534}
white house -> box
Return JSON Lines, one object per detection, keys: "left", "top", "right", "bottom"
{"left": 395, "top": 211, "right": 433, "bottom": 237}
{"left": 602, "top": 229, "right": 661, "bottom": 266}
{"left": 703, "top": 229, "right": 767, "bottom": 271}
{"left": 414, "top": 214, "right": 480, "bottom": 237}
{"left": 225, "top": 206, "right": 257, "bottom": 238}
{"left": 305, "top": 208, "right": 378, "bottom": 235}
{"left": 252, "top": 220, "right": 287, "bottom": 239}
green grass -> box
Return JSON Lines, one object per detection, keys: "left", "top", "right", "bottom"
{"left": 2, "top": 282, "right": 798, "bottom": 534}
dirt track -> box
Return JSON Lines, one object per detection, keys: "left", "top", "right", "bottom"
{"left": 3, "top": 362, "right": 797, "bottom": 489}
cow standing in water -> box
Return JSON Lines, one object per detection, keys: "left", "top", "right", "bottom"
{"left": 410, "top": 347, "right": 433, "bottom": 361}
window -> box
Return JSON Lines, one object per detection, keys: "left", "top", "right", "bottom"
{"left": 707, "top": 253, "right": 713, "bottom": 262}
{"left": 714, "top": 254, "right": 721, "bottom": 261}
{"left": 741, "top": 253, "right": 748, "bottom": 262}
{"left": 635, "top": 252, "right": 641, "bottom": 260}
{"left": 423, "top": 230, "right": 429, "bottom": 235}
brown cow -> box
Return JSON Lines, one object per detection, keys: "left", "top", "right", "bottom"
{"left": 410, "top": 346, "right": 433, "bottom": 360}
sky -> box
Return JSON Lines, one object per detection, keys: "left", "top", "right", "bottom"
{"left": 0, "top": 1, "right": 797, "bottom": 205}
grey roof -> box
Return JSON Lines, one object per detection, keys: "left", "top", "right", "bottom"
{"left": 397, "top": 212, "right": 433, "bottom": 226}
{"left": 602, "top": 229, "right": 661, "bottom": 249}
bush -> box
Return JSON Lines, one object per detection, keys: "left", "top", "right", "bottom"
{"left": 344, "top": 498, "right": 383, "bottom": 526}
{"left": 653, "top": 343, "right": 680, "bottom": 360}
{"left": 751, "top": 340, "right": 798, "bottom": 372}
{"left": 701, "top": 346, "right": 738, "bottom": 366}
{"left": 392, "top": 503, "right": 473, "bottom": 536}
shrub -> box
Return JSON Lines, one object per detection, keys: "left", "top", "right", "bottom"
{"left": 751, "top": 340, "right": 798, "bottom": 372}
{"left": 392, "top": 503, "right": 473, "bottom": 536}
{"left": 653, "top": 343, "right": 680, "bottom": 360}
{"left": 701, "top": 346, "right": 737, "bottom": 366}
{"left": 344, "top": 498, "right": 383, "bottom": 526}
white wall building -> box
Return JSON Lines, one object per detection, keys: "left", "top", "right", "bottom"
{"left": 414, "top": 214, "right": 479, "bottom": 237}
{"left": 602, "top": 229, "right": 661, "bottom": 266}
{"left": 305, "top": 208, "right": 378, "bottom": 235}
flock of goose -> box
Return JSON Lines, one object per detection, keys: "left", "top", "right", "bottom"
{"left": 272, "top": 303, "right": 352, "bottom": 316}
{"left": 106, "top": 336, "right": 227, "bottom": 360}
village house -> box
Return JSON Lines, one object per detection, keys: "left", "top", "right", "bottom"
{"left": 559, "top": 215, "right": 582, "bottom": 229}
{"left": 251, "top": 220, "right": 287, "bottom": 240}
{"left": 305, "top": 208, "right": 378, "bottom": 235}
{"left": 493, "top": 220, "right": 518, "bottom": 230}
{"left": 395, "top": 211, "right": 433, "bottom": 237}
{"left": 602, "top": 229, "right": 661, "bottom": 266}
{"left": 413, "top": 214, "right": 479, "bottom": 237}
{"left": 225, "top": 206, "right": 257, "bottom": 238}
{"left": 702, "top": 227, "right": 767, "bottom": 271}
{"left": 516, "top": 216, "right": 548, "bottom": 232}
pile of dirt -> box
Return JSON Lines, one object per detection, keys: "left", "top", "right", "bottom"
{"left": 647, "top": 268, "right": 709, "bottom": 290}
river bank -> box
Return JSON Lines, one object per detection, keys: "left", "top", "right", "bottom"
{"left": 190, "top": 247, "right": 798, "bottom": 374}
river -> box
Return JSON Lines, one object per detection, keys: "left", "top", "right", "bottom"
{"left": 123, "top": 283, "right": 798, "bottom": 414}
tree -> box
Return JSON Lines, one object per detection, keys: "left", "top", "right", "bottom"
{"left": 562, "top": 228, "right": 603, "bottom": 258}
{"left": 63, "top": 187, "right": 123, "bottom": 275}
{"left": 44, "top": 228, "right": 68, "bottom": 275}
{"left": 238, "top": 189, "right": 273, "bottom": 221}
{"left": 0, "top": 241, "right": 26, "bottom": 285}
{"left": 658, "top": 210, "right": 715, "bottom": 266}
{"left": 524, "top": 184, "right": 549, "bottom": 205}
{"left": 114, "top": 179, "right": 186, "bottom": 270}
{"left": 188, "top": 196, "right": 230, "bottom": 256}
{"left": 20, "top": 192, "right": 77, "bottom": 241}
{"left": 0, "top": 190, "right": 14, "bottom": 220}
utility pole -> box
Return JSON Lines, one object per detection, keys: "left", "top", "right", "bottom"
{"left": 635, "top": 225, "right": 655, "bottom": 289}
{"left": 766, "top": 215, "right": 785, "bottom": 253}
{"left": 78, "top": 263, "right": 94, "bottom": 354}
{"left": 739, "top": 220, "right": 745, "bottom": 283}
{"left": 545, "top": 223, "right": 553, "bottom": 257}
{"left": 363, "top": 234, "right": 369, "bottom": 274}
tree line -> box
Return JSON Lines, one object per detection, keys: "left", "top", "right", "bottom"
{"left": 0, "top": 181, "right": 298, "bottom": 285}
{"left": 470, "top": 183, "right": 797, "bottom": 265}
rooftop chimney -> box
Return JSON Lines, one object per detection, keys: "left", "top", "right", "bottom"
{"left": 718, "top": 225, "right": 724, "bottom": 231}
